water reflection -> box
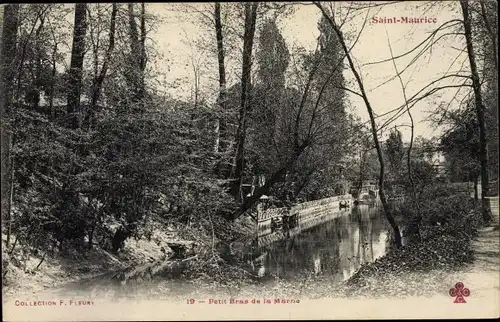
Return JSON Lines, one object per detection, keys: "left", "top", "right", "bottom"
{"left": 240, "top": 204, "right": 389, "bottom": 283}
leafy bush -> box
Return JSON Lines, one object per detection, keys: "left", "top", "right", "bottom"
{"left": 394, "top": 184, "right": 480, "bottom": 238}
{"left": 7, "top": 95, "right": 237, "bottom": 256}
{"left": 343, "top": 188, "right": 483, "bottom": 297}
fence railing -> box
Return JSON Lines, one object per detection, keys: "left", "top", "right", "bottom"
{"left": 257, "top": 194, "right": 353, "bottom": 222}
{"left": 258, "top": 207, "right": 287, "bottom": 222}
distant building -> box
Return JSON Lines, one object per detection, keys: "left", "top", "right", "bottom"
{"left": 421, "top": 150, "right": 446, "bottom": 177}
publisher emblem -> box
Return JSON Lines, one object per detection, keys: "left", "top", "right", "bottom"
{"left": 449, "top": 282, "right": 470, "bottom": 303}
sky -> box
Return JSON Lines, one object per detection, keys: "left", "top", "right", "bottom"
{"left": 147, "top": 2, "right": 468, "bottom": 142}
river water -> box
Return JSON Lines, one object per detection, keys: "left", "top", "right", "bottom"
{"left": 22, "top": 204, "right": 391, "bottom": 301}
{"left": 238, "top": 204, "right": 391, "bottom": 284}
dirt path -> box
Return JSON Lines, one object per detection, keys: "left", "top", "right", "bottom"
{"left": 458, "top": 197, "right": 499, "bottom": 297}
{"left": 440, "top": 196, "right": 500, "bottom": 316}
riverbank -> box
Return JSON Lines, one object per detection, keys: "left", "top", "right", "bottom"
{"left": 1, "top": 229, "right": 172, "bottom": 297}
{"left": 2, "top": 214, "right": 257, "bottom": 299}
{"left": 306, "top": 197, "right": 498, "bottom": 300}
{"left": 3, "top": 192, "right": 495, "bottom": 303}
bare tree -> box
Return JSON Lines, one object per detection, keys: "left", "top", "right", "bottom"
{"left": 314, "top": 1, "right": 402, "bottom": 247}
{"left": 214, "top": 2, "right": 226, "bottom": 154}
{"left": 90, "top": 4, "right": 118, "bottom": 109}
{"left": 230, "top": 2, "right": 258, "bottom": 199}
{"left": 386, "top": 33, "right": 422, "bottom": 243}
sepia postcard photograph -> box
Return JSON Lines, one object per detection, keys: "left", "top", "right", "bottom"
{"left": 1, "top": 1, "right": 499, "bottom": 320}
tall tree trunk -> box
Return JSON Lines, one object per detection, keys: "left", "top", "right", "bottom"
{"left": 0, "top": 5, "right": 19, "bottom": 113}
{"left": 233, "top": 37, "right": 321, "bottom": 217}
{"left": 214, "top": 2, "right": 226, "bottom": 154}
{"left": 232, "top": 16, "right": 320, "bottom": 217}
{"left": 460, "top": 0, "right": 491, "bottom": 220}
{"left": 479, "top": 1, "right": 498, "bottom": 75}
{"left": 49, "top": 43, "right": 57, "bottom": 118}
{"left": 127, "top": 3, "right": 146, "bottom": 103}
{"left": 140, "top": 3, "right": 147, "bottom": 73}
{"left": 231, "top": 2, "right": 258, "bottom": 199}
{"left": 7, "top": 153, "right": 15, "bottom": 248}
{"left": 1, "top": 4, "right": 20, "bottom": 248}
{"left": 139, "top": 2, "right": 147, "bottom": 102}
{"left": 90, "top": 3, "right": 117, "bottom": 108}
{"left": 315, "top": 2, "right": 402, "bottom": 247}
{"left": 128, "top": 3, "right": 140, "bottom": 60}
{"left": 474, "top": 174, "right": 479, "bottom": 200}
{"left": 479, "top": 1, "right": 499, "bottom": 184}
{"left": 67, "top": 3, "right": 87, "bottom": 129}
{"left": 31, "top": 13, "right": 47, "bottom": 111}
